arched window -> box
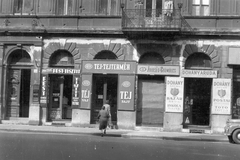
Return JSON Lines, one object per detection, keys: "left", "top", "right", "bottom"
{"left": 185, "top": 52, "right": 212, "bottom": 69}
{"left": 94, "top": 50, "right": 117, "bottom": 60}
{"left": 49, "top": 50, "right": 74, "bottom": 67}
{"left": 139, "top": 52, "right": 164, "bottom": 64}
{"left": 8, "top": 49, "right": 31, "bottom": 65}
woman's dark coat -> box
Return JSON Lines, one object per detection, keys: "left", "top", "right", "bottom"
{"left": 97, "top": 109, "right": 109, "bottom": 130}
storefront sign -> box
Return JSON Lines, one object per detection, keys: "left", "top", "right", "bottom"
{"left": 118, "top": 75, "right": 135, "bottom": 111}
{"left": 80, "top": 74, "right": 92, "bottom": 109}
{"left": 72, "top": 76, "right": 80, "bottom": 106}
{"left": 212, "top": 79, "right": 231, "bottom": 114}
{"left": 181, "top": 69, "right": 218, "bottom": 78}
{"left": 137, "top": 64, "right": 179, "bottom": 75}
{"left": 82, "top": 60, "right": 136, "bottom": 74}
{"left": 42, "top": 68, "right": 81, "bottom": 74}
{"left": 165, "top": 77, "right": 184, "bottom": 113}
{"left": 40, "top": 75, "right": 47, "bottom": 103}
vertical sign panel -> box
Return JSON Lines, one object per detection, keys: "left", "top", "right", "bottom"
{"left": 80, "top": 74, "right": 92, "bottom": 109}
{"left": 165, "top": 77, "right": 184, "bottom": 113}
{"left": 72, "top": 75, "right": 80, "bottom": 107}
{"left": 212, "top": 78, "right": 231, "bottom": 114}
{"left": 40, "top": 75, "right": 48, "bottom": 104}
{"left": 118, "top": 75, "right": 135, "bottom": 111}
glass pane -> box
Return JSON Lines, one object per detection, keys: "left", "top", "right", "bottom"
{"left": 99, "top": 0, "right": 108, "bottom": 14}
{"left": 110, "top": 0, "right": 117, "bottom": 15}
{"left": 68, "top": 0, "right": 74, "bottom": 15}
{"left": 202, "top": 0, "right": 209, "bottom": 5}
{"left": 13, "top": 0, "right": 23, "bottom": 14}
{"left": 56, "top": 0, "right": 65, "bottom": 15}
{"left": 38, "top": 0, "right": 50, "bottom": 14}
{"left": 203, "top": 6, "right": 210, "bottom": 16}
{"left": 23, "top": 0, "right": 33, "bottom": 14}
{"left": 193, "top": 0, "right": 200, "bottom": 5}
{"left": 192, "top": 6, "right": 200, "bottom": 16}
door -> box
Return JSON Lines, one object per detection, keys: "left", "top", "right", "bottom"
{"left": 137, "top": 75, "right": 165, "bottom": 126}
{"left": 91, "top": 74, "right": 118, "bottom": 124}
{"left": 184, "top": 78, "right": 212, "bottom": 126}
{"left": 49, "top": 75, "right": 73, "bottom": 120}
{"left": 7, "top": 69, "right": 31, "bottom": 118}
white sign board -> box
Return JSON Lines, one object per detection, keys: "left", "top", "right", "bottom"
{"left": 212, "top": 79, "right": 231, "bottom": 114}
{"left": 165, "top": 77, "right": 184, "bottom": 113}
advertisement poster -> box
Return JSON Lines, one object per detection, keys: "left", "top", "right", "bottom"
{"left": 212, "top": 79, "right": 231, "bottom": 114}
{"left": 165, "top": 77, "right": 184, "bottom": 113}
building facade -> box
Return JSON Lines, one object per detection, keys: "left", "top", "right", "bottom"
{"left": 0, "top": 0, "right": 240, "bottom": 133}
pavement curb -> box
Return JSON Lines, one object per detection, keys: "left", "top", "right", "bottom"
{"left": 0, "top": 126, "right": 229, "bottom": 143}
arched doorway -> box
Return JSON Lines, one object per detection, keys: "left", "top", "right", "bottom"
{"left": 48, "top": 50, "right": 73, "bottom": 120}
{"left": 6, "top": 49, "right": 32, "bottom": 118}
{"left": 91, "top": 50, "right": 118, "bottom": 124}
{"left": 184, "top": 53, "right": 212, "bottom": 127}
{"left": 137, "top": 52, "right": 165, "bottom": 126}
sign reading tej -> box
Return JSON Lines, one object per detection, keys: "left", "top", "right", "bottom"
{"left": 165, "top": 77, "right": 184, "bottom": 113}
{"left": 212, "top": 79, "right": 231, "bottom": 114}
{"left": 80, "top": 74, "right": 92, "bottom": 109}
{"left": 118, "top": 75, "right": 135, "bottom": 111}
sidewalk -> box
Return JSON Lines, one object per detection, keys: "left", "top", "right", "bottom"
{"left": 0, "top": 124, "right": 229, "bottom": 143}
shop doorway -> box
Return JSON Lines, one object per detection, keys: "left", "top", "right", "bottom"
{"left": 184, "top": 78, "right": 212, "bottom": 126}
{"left": 91, "top": 74, "right": 118, "bottom": 124}
{"left": 137, "top": 75, "right": 165, "bottom": 126}
{"left": 49, "top": 75, "right": 72, "bottom": 120}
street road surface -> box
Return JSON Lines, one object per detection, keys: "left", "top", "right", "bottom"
{"left": 0, "top": 131, "right": 239, "bottom": 160}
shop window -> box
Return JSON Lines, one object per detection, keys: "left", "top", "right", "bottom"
{"left": 13, "top": 0, "right": 33, "bottom": 15}
{"left": 233, "top": 68, "right": 240, "bottom": 119}
{"left": 96, "top": 0, "right": 120, "bottom": 15}
{"left": 94, "top": 50, "right": 117, "bottom": 60}
{"left": 49, "top": 50, "right": 74, "bottom": 67}
{"left": 192, "top": 0, "right": 210, "bottom": 16}
{"left": 185, "top": 52, "right": 212, "bottom": 69}
{"left": 139, "top": 52, "right": 165, "bottom": 64}
{"left": 8, "top": 49, "right": 31, "bottom": 65}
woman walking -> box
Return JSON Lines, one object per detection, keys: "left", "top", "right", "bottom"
{"left": 97, "top": 105, "right": 110, "bottom": 137}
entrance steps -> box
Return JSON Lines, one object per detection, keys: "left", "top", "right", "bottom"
{"left": 44, "top": 120, "right": 72, "bottom": 127}
{"left": 182, "top": 125, "right": 212, "bottom": 134}
{"left": 1, "top": 118, "right": 29, "bottom": 125}
{"left": 135, "top": 126, "right": 164, "bottom": 132}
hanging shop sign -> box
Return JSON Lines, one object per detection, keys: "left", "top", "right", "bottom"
{"left": 118, "top": 75, "right": 135, "bottom": 111}
{"left": 137, "top": 64, "right": 179, "bottom": 75}
{"left": 212, "top": 78, "right": 231, "bottom": 114}
{"left": 72, "top": 75, "right": 80, "bottom": 106}
{"left": 40, "top": 75, "right": 47, "bottom": 104}
{"left": 80, "top": 74, "right": 92, "bottom": 109}
{"left": 181, "top": 69, "right": 218, "bottom": 78}
{"left": 42, "top": 68, "right": 81, "bottom": 74}
{"left": 82, "top": 60, "right": 136, "bottom": 74}
{"left": 165, "top": 77, "right": 184, "bottom": 113}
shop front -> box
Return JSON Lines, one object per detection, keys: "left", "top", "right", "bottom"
{"left": 0, "top": 37, "right": 42, "bottom": 125}
{"left": 41, "top": 68, "right": 80, "bottom": 122}
{"left": 137, "top": 64, "right": 180, "bottom": 127}
{"left": 76, "top": 60, "right": 137, "bottom": 129}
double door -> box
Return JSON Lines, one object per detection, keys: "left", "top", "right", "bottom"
{"left": 7, "top": 69, "right": 31, "bottom": 118}
{"left": 91, "top": 74, "right": 118, "bottom": 124}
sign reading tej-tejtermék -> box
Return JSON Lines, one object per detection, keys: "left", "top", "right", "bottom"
{"left": 212, "top": 79, "right": 231, "bottom": 114}
{"left": 165, "top": 77, "right": 184, "bottom": 113}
